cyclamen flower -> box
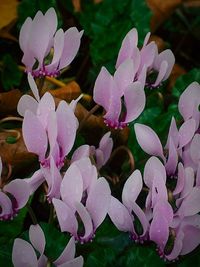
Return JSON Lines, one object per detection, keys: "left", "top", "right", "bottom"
{"left": 52, "top": 158, "right": 111, "bottom": 243}
{"left": 0, "top": 157, "right": 30, "bottom": 220}
{"left": 19, "top": 7, "right": 83, "bottom": 77}
{"left": 116, "top": 28, "right": 175, "bottom": 88}
{"left": 12, "top": 224, "right": 84, "bottom": 267}
{"left": 71, "top": 131, "right": 113, "bottom": 169}
{"left": 93, "top": 59, "right": 146, "bottom": 129}
{"left": 108, "top": 169, "right": 149, "bottom": 243}
{"left": 19, "top": 74, "right": 78, "bottom": 168}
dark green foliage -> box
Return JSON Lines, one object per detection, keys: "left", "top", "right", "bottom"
{"left": 0, "top": 54, "right": 23, "bottom": 91}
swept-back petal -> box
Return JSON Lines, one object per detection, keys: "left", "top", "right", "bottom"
{"left": 93, "top": 67, "right": 113, "bottom": 111}
{"left": 12, "top": 238, "right": 38, "bottom": 267}
{"left": 178, "top": 119, "right": 196, "bottom": 149}
{"left": 86, "top": 177, "right": 111, "bottom": 230}
{"left": 173, "top": 163, "right": 185, "bottom": 196}
{"left": 116, "top": 28, "right": 138, "bottom": 68}
{"left": 59, "top": 28, "right": 83, "bottom": 69}
{"left": 71, "top": 145, "right": 90, "bottom": 163}
{"left": 28, "top": 73, "right": 40, "bottom": 101}
{"left": 37, "top": 92, "right": 55, "bottom": 128}
{"left": 165, "top": 117, "right": 179, "bottom": 149}
{"left": 60, "top": 164, "right": 83, "bottom": 209}
{"left": 154, "top": 49, "right": 175, "bottom": 80}
{"left": 131, "top": 202, "right": 149, "bottom": 237}
{"left": 17, "top": 95, "right": 38, "bottom": 117}
{"left": 181, "top": 225, "right": 200, "bottom": 255}
{"left": 0, "top": 192, "right": 13, "bottom": 218}
{"left": 54, "top": 237, "right": 75, "bottom": 265}
{"left": 153, "top": 61, "right": 168, "bottom": 87}
{"left": 4, "top": 179, "right": 30, "bottom": 209}
{"left": 122, "top": 170, "right": 143, "bottom": 209}
{"left": 52, "top": 198, "right": 78, "bottom": 236}
{"left": 165, "top": 138, "right": 178, "bottom": 176}
{"left": 123, "top": 82, "right": 146, "bottom": 123}
{"left": 56, "top": 100, "right": 77, "bottom": 157}
{"left": 190, "top": 134, "right": 200, "bottom": 164}
{"left": 57, "top": 256, "right": 84, "bottom": 267}
{"left": 108, "top": 196, "right": 134, "bottom": 232}
{"left": 29, "top": 224, "right": 45, "bottom": 256}
{"left": 114, "top": 59, "right": 134, "bottom": 96}
{"left": 134, "top": 123, "right": 164, "bottom": 160}
{"left": 178, "top": 82, "right": 200, "bottom": 121}
{"left": 98, "top": 131, "right": 113, "bottom": 165}
{"left": 22, "top": 110, "right": 47, "bottom": 160}
{"left": 44, "top": 7, "right": 58, "bottom": 37}
{"left": 19, "top": 17, "right": 32, "bottom": 52}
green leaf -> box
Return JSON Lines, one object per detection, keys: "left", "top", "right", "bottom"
{"left": 6, "top": 136, "right": 17, "bottom": 144}
{"left": 1, "top": 54, "right": 23, "bottom": 91}
{"left": 172, "top": 68, "right": 200, "bottom": 100}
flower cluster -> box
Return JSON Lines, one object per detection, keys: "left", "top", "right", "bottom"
{"left": 1, "top": 6, "right": 199, "bottom": 267}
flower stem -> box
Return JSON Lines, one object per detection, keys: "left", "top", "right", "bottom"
{"left": 78, "top": 104, "right": 100, "bottom": 132}
{"left": 26, "top": 203, "right": 38, "bottom": 225}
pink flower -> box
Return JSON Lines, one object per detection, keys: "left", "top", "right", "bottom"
{"left": 116, "top": 28, "right": 175, "bottom": 88}
{"left": 93, "top": 59, "right": 146, "bottom": 129}
{"left": 52, "top": 158, "right": 111, "bottom": 243}
{"left": 12, "top": 224, "right": 84, "bottom": 267}
{"left": 108, "top": 170, "right": 149, "bottom": 243}
{"left": 0, "top": 157, "right": 30, "bottom": 220}
{"left": 19, "top": 8, "right": 83, "bottom": 77}
{"left": 71, "top": 131, "right": 113, "bottom": 169}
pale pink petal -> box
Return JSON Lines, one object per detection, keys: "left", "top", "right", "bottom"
{"left": 4, "top": 179, "right": 30, "bottom": 209}
{"left": 97, "top": 131, "right": 113, "bottom": 166}
{"left": 179, "top": 167, "right": 194, "bottom": 198}
{"left": 178, "top": 82, "right": 200, "bottom": 121}
{"left": 59, "top": 28, "right": 83, "bottom": 69}
{"left": 139, "top": 42, "right": 157, "bottom": 70}
{"left": 165, "top": 117, "right": 179, "bottom": 149}
{"left": 123, "top": 82, "right": 146, "bottom": 123}
{"left": 154, "top": 49, "right": 175, "bottom": 80}
{"left": 44, "top": 7, "right": 58, "bottom": 37}
{"left": 71, "top": 145, "right": 90, "bottom": 163}
{"left": 54, "top": 237, "right": 75, "bottom": 265}
{"left": 45, "top": 29, "right": 65, "bottom": 73}
{"left": 22, "top": 110, "right": 47, "bottom": 160}
{"left": 47, "top": 111, "right": 58, "bottom": 157}
{"left": 17, "top": 95, "right": 38, "bottom": 117}
{"left": 165, "top": 138, "right": 178, "bottom": 176}
{"left": 37, "top": 92, "right": 55, "bottom": 128}
{"left": 86, "top": 177, "right": 111, "bottom": 230}
{"left": 24, "top": 169, "right": 45, "bottom": 194}
{"left": 131, "top": 202, "right": 149, "bottom": 236}
{"left": 143, "top": 156, "right": 166, "bottom": 189}
{"left": 181, "top": 225, "right": 200, "bottom": 255}
{"left": 95, "top": 149, "right": 104, "bottom": 169}
{"left": 190, "top": 134, "right": 200, "bottom": 164}
{"left": 152, "top": 175, "right": 168, "bottom": 206}
{"left": 28, "top": 73, "right": 40, "bottom": 101}
{"left": 47, "top": 157, "right": 62, "bottom": 200}
{"left": 60, "top": 164, "right": 83, "bottom": 209}
{"left": 29, "top": 224, "right": 45, "bottom": 256}
{"left": 57, "top": 256, "right": 84, "bottom": 267}
{"left": 196, "top": 163, "right": 200, "bottom": 186}
{"left": 108, "top": 196, "right": 134, "bottom": 232}
{"left": 114, "top": 59, "right": 134, "bottom": 96}
{"left": 12, "top": 238, "right": 38, "bottom": 267}
{"left": 116, "top": 28, "right": 138, "bottom": 68}
{"left": 52, "top": 198, "right": 78, "bottom": 236}
{"left": 134, "top": 123, "right": 164, "bottom": 160}
{"left": 69, "top": 94, "right": 83, "bottom": 112}
{"left": 29, "top": 11, "right": 52, "bottom": 66}
{"left": 56, "top": 100, "right": 78, "bottom": 157}
{"left": 173, "top": 163, "right": 185, "bottom": 196}
{"left": 19, "top": 17, "right": 32, "bottom": 52}
{"left": 74, "top": 157, "right": 97, "bottom": 191}
{"left": 166, "top": 229, "right": 184, "bottom": 261}
{"left": 149, "top": 213, "right": 169, "bottom": 250}
{"left": 0, "top": 192, "right": 12, "bottom": 218}
{"left": 178, "top": 187, "right": 200, "bottom": 217}
{"left": 178, "top": 119, "right": 196, "bottom": 149}
{"left": 122, "top": 170, "right": 143, "bottom": 210}
{"left": 93, "top": 67, "right": 113, "bottom": 111}
{"left": 153, "top": 61, "right": 168, "bottom": 87}
{"left": 75, "top": 202, "right": 93, "bottom": 241}
{"left": 153, "top": 201, "right": 173, "bottom": 225}
{"left": 143, "top": 32, "right": 151, "bottom": 47}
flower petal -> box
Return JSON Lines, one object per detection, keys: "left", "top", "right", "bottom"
{"left": 17, "top": 95, "right": 38, "bottom": 117}
{"left": 52, "top": 198, "right": 78, "bottom": 236}
{"left": 122, "top": 169, "right": 143, "bottom": 209}
{"left": 108, "top": 196, "right": 134, "bottom": 232}
{"left": 4, "top": 179, "right": 30, "bottom": 209}
{"left": 12, "top": 238, "right": 38, "bottom": 267}
{"left": 190, "top": 133, "right": 200, "bottom": 164}
{"left": 60, "top": 163, "right": 83, "bottom": 209}
{"left": 178, "top": 119, "right": 196, "bottom": 149}
{"left": 37, "top": 92, "right": 55, "bottom": 128}
{"left": 28, "top": 73, "right": 40, "bottom": 101}
{"left": 165, "top": 138, "right": 178, "bottom": 176}
{"left": 173, "top": 163, "right": 185, "bottom": 196}
{"left": 59, "top": 28, "right": 83, "bottom": 69}
{"left": 0, "top": 192, "right": 12, "bottom": 219}
{"left": 71, "top": 145, "right": 90, "bottom": 162}
{"left": 57, "top": 256, "right": 84, "bottom": 267}
{"left": 134, "top": 123, "right": 164, "bottom": 160}
{"left": 22, "top": 110, "right": 47, "bottom": 160}
{"left": 165, "top": 117, "right": 179, "bottom": 149}
{"left": 181, "top": 225, "right": 200, "bottom": 255}
{"left": 29, "top": 224, "right": 45, "bottom": 256}
{"left": 123, "top": 82, "right": 146, "bottom": 123}
{"left": 86, "top": 177, "right": 111, "bottom": 230}
{"left": 54, "top": 237, "right": 75, "bottom": 265}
